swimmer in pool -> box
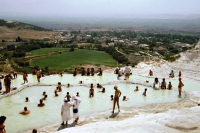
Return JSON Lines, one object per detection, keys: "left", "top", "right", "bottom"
{"left": 98, "top": 88, "right": 105, "bottom": 93}
{"left": 111, "top": 95, "right": 114, "bottom": 100}
{"left": 122, "top": 96, "right": 129, "bottom": 101}
{"left": 112, "top": 85, "right": 121, "bottom": 113}
{"left": 76, "top": 92, "right": 80, "bottom": 97}
{"left": 38, "top": 99, "right": 45, "bottom": 107}
{"left": 19, "top": 107, "right": 30, "bottom": 115}
{"left": 25, "top": 97, "right": 29, "bottom": 102}
{"left": 143, "top": 88, "right": 147, "bottom": 96}
{"left": 134, "top": 86, "right": 139, "bottom": 91}
{"left": 42, "top": 91, "right": 46, "bottom": 96}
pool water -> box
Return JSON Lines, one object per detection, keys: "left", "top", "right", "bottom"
{"left": 0, "top": 73, "right": 197, "bottom": 133}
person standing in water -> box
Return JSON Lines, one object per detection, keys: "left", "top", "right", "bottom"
{"left": 61, "top": 98, "right": 72, "bottom": 125}
{"left": 23, "top": 72, "right": 28, "bottom": 84}
{"left": 36, "top": 69, "right": 41, "bottom": 83}
{"left": 178, "top": 78, "right": 184, "bottom": 96}
{"left": 112, "top": 85, "right": 121, "bottom": 113}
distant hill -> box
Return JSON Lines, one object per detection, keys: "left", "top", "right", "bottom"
{"left": 0, "top": 19, "right": 51, "bottom": 31}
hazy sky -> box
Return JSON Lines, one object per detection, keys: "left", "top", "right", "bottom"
{"left": 0, "top": 0, "right": 200, "bottom": 18}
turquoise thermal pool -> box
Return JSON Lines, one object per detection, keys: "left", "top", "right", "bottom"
{"left": 0, "top": 73, "right": 197, "bottom": 133}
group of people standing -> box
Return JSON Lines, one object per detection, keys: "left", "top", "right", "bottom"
{"left": 73, "top": 67, "right": 102, "bottom": 76}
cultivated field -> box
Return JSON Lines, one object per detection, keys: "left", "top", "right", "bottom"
{"left": 30, "top": 49, "right": 118, "bottom": 71}
{"left": 27, "top": 48, "right": 69, "bottom": 56}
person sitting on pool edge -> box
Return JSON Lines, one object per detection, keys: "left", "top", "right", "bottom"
{"left": 122, "top": 96, "right": 129, "bottom": 101}
{"left": 143, "top": 88, "right": 147, "bottom": 96}
{"left": 19, "top": 107, "right": 30, "bottom": 115}
{"left": 167, "top": 82, "right": 172, "bottom": 90}
{"left": 25, "top": 97, "right": 29, "bottom": 102}
{"left": 89, "top": 86, "right": 94, "bottom": 97}
{"left": 98, "top": 88, "right": 105, "bottom": 93}
{"left": 38, "top": 99, "right": 45, "bottom": 107}
{"left": 169, "top": 70, "right": 174, "bottom": 78}
{"left": 134, "top": 86, "right": 139, "bottom": 91}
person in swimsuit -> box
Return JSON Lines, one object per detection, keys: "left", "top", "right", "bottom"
{"left": 65, "top": 92, "right": 71, "bottom": 101}
{"left": 167, "top": 82, "right": 172, "bottom": 90}
{"left": 122, "top": 96, "right": 129, "bottom": 101}
{"left": 110, "top": 95, "right": 114, "bottom": 100}
{"left": 76, "top": 92, "right": 80, "bottom": 97}
{"left": 23, "top": 72, "right": 28, "bottom": 84}
{"left": 98, "top": 88, "right": 105, "bottom": 93}
{"left": 54, "top": 91, "right": 59, "bottom": 97}
{"left": 89, "top": 86, "right": 94, "bottom": 97}
{"left": 36, "top": 69, "right": 41, "bottom": 83}
{"left": 42, "top": 95, "right": 48, "bottom": 100}
{"left": 112, "top": 85, "right": 121, "bottom": 113}
{"left": 97, "top": 83, "right": 102, "bottom": 88}
{"left": 73, "top": 68, "right": 78, "bottom": 76}
{"left": 86, "top": 68, "right": 90, "bottom": 76}
{"left": 178, "top": 78, "right": 184, "bottom": 96}
{"left": 19, "top": 107, "right": 30, "bottom": 115}
{"left": 38, "top": 99, "right": 45, "bottom": 107}
{"left": 143, "top": 88, "right": 147, "bottom": 96}
{"left": 160, "top": 78, "right": 166, "bottom": 89}
{"left": 178, "top": 71, "right": 182, "bottom": 78}
{"left": 134, "top": 86, "right": 139, "bottom": 91}
{"left": 0, "top": 116, "right": 6, "bottom": 133}
{"left": 149, "top": 69, "right": 153, "bottom": 76}
{"left": 91, "top": 68, "right": 94, "bottom": 76}
{"left": 97, "top": 68, "right": 102, "bottom": 76}
{"left": 25, "top": 97, "right": 29, "bottom": 102}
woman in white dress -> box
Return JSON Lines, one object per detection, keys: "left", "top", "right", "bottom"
{"left": 72, "top": 95, "right": 81, "bottom": 122}
{"left": 61, "top": 98, "right": 72, "bottom": 125}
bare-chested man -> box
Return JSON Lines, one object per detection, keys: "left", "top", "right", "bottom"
{"left": 23, "top": 72, "right": 28, "bottom": 84}
{"left": 112, "top": 85, "right": 121, "bottom": 113}
{"left": 178, "top": 78, "right": 184, "bottom": 96}
{"left": 89, "top": 86, "right": 94, "bottom": 97}
{"left": 36, "top": 69, "right": 41, "bottom": 83}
